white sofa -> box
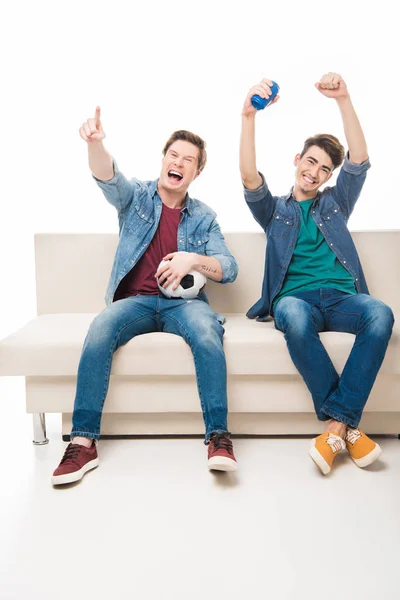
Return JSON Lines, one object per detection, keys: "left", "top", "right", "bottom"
{"left": 1, "top": 232, "right": 399, "bottom": 444}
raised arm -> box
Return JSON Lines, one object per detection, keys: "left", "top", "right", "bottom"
{"left": 79, "top": 106, "right": 114, "bottom": 180}
{"left": 240, "top": 79, "right": 279, "bottom": 190}
{"left": 79, "top": 107, "right": 136, "bottom": 212}
{"left": 315, "top": 73, "right": 368, "bottom": 164}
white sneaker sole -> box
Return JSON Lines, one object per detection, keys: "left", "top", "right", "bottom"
{"left": 51, "top": 458, "right": 99, "bottom": 485}
{"left": 309, "top": 439, "right": 331, "bottom": 475}
{"left": 208, "top": 456, "right": 237, "bottom": 472}
{"left": 351, "top": 443, "right": 382, "bottom": 468}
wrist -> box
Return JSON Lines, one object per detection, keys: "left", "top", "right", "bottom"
{"left": 336, "top": 95, "right": 352, "bottom": 107}
{"left": 191, "top": 253, "right": 202, "bottom": 269}
{"left": 241, "top": 111, "right": 256, "bottom": 120}
{"left": 88, "top": 140, "right": 106, "bottom": 154}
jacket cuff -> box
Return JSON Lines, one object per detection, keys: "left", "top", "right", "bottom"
{"left": 243, "top": 172, "right": 269, "bottom": 202}
{"left": 214, "top": 254, "right": 238, "bottom": 284}
{"left": 92, "top": 159, "right": 120, "bottom": 186}
{"left": 342, "top": 153, "right": 371, "bottom": 175}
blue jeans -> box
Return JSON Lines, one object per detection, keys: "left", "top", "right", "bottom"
{"left": 273, "top": 289, "right": 394, "bottom": 428}
{"left": 71, "top": 295, "right": 228, "bottom": 443}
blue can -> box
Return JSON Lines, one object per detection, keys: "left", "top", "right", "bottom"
{"left": 251, "top": 81, "right": 280, "bottom": 110}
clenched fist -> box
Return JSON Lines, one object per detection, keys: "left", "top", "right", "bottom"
{"left": 79, "top": 106, "right": 105, "bottom": 143}
{"left": 315, "top": 73, "right": 349, "bottom": 100}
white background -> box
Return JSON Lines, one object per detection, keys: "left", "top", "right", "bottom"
{"left": 1, "top": 0, "right": 399, "bottom": 339}
{"left": 1, "top": 8, "right": 399, "bottom": 597}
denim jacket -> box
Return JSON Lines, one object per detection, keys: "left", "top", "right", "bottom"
{"left": 95, "top": 163, "right": 238, "bottom": 305}
{"left": 244, "top": 156, "right": 371, "bottom": 321}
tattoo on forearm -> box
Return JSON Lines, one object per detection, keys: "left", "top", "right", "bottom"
{"left": 200, "top": 265, "right": 218, "bottom": 274}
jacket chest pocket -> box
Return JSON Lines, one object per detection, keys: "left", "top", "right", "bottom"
{"left": 132, "top": 192, "right": 155, "bottom": 225}
{"left": 126, "top": 198, "right": 155, "bottom": 233}
{"left": 188, "top": 234, "right": 209, "bottom": 255}
{"left": 269, "top": 212, "right": 294, "bottom": 238}
{"left": 321, "top": 204, "right": 346, "bottom": 232}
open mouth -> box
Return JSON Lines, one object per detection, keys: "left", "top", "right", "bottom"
{"left": 168, "top": 170, "right": 183, "bottom": 182}
{"left": 302, "top": 174, "right": 316, "bottom": 185}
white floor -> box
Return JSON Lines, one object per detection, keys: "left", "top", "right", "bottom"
{"left": 1, "top": 377, "right": 400, "bottom": 600}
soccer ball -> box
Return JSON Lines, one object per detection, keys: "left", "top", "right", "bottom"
{"left": 157, "top": 259, "right": 207, "bottom": 299}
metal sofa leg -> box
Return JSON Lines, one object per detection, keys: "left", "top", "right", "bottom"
{"left": 32, "top": 413, "right": 49, "bottom": 445}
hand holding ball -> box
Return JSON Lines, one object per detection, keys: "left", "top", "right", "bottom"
{"left": 157, "top": 260, "right": 207, "bottom": 299}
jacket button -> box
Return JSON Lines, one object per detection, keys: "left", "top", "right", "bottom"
{"left": 319, "top": 223, "right": 323, "bottom": 227}
{"left": 330, "top": 243, "right": 333, "bottom": 246}
{"left": 343, "top": 260, "right": 347, "bottom": 264}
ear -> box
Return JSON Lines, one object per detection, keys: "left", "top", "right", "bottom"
{"left": 326, "top": 172, "right": 333, "bottom": 182}
{"left": 294, "top": 153, "right": 301, "bottom": 166}
{"left": 193, "top": 169, "right": 201, "bottom": 180}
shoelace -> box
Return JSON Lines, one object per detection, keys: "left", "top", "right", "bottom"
{"left": 346, "top": 428, "right": 361, "bottom": 445}
{"left": 326, "top": 433, "right": 346, "bottom": 453}
{"left": 60, "top": 443, "right": 85, "bottom": 465}
{"left": 210, "top": 434, "right": 233, "bottom": 455}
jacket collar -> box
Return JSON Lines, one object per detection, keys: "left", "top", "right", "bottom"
{"left": 285, "top": 187, "right": 322, "bottom": 206}
{"left": 152, "top": 179, "right": 192, "bottom": 215}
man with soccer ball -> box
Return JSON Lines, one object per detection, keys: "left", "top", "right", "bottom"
{"left": 52, "top": 109, "right": 238, "bottom": 485}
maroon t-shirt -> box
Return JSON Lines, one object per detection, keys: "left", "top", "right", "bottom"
{"left": 114, "top": 203, "right": 182, "bottom": 300}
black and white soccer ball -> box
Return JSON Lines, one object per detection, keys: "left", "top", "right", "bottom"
{"left": 157, "top": 260, "right": 207, "bottom": 299}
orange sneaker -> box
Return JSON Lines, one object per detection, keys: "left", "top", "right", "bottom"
{"left": 309, "top": 432, "right": 345, "bottom": 475}
{"left": 345, "top": 428, "right": 382, "bottom": 468}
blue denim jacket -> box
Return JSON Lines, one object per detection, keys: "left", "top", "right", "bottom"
{"left": 95, "top": 163, "right": 238, "bottom": 305}
{"left": 244, "top": 156, "right": 371, "bottom": 321}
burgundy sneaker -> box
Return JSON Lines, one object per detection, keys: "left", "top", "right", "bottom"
{"left": 52, "top": 442, "right": 99, "bottom": 485}
{"left": 207, "top": 433, "right": 237, "bottom": 472}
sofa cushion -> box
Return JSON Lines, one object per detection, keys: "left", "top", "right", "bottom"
{"left": 1, "top": 313, "right": 399, "bottom": 377}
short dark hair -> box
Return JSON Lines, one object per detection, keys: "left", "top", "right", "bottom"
{"left": 163, "top": 130, "right": 207, "bottom": 172}
{"left": 300, "top": 134, "right": 345, "bottom": 170}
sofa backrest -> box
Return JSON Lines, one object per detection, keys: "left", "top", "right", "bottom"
{"left": 35, "top": 232, "right": 400, "bottom": 315}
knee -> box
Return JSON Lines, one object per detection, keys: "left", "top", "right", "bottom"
{"left": 381, "top": 304, "right": 395, "bottom": 330}
{"left": 275, "top": 298, "right": 314, "bottom": 336}
{"left": 362, "top": 301, "right": 394, "bottom": 337}
{"left": 189, "top": 322, "right": 223, "bottom": 349}
{"left": 85, "top": 312, "right": 116, "bottom": 346}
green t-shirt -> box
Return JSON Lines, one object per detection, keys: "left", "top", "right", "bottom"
{"left": 273, "top": 199, "right": 356, "bottom": 309}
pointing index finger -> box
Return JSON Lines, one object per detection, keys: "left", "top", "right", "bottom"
{"left": 95, "top": 106, "right": 101, "bottom": 126}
